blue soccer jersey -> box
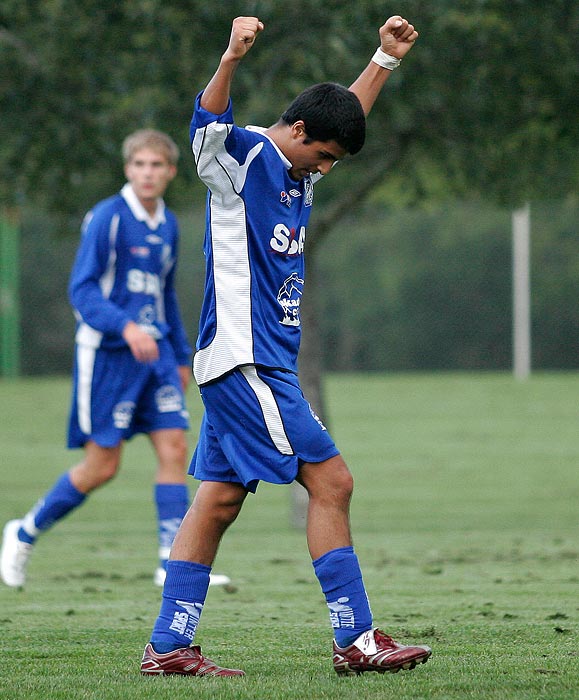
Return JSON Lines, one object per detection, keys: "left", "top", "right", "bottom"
{"left": 69, "top": 183, "right": 191, "bottom": 364}
{"left": 190, "top": 94, "right": 322, "bottom": 385}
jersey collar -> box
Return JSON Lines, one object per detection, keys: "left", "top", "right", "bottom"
{"left": 246, "top": 125, "right": 292, "bottom": 170}
{"left": 121, "top": 183, "right": 166, "bottom": 230}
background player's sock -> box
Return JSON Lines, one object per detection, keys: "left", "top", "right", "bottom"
{"left": 313, "top": 545, "right": 373, "bottom": 648}
{"left": 154, "top": 483, "right": 189, "bottom": 571}
{"left": 150, "top": 560, "right": 211, "bottom": 652}
{"left": 18, "top": 472, "right": 86, "bottom": 544}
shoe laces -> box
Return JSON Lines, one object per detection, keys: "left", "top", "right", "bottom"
{"left": 373, "top": 629, "right": 396, "bottom": 649}
{"left": 14, "top": 540, "right": 33, "bottom": 568}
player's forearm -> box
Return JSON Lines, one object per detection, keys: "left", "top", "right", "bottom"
{"left": 350, "top": 15, "right": 418, "bottom": 117}
{"left": 348, "top": 63, "right": 392, "bottom": 117}
{"left": 69, "top": 276, "right": 129, "bottom": 336}
{"left": 200, "top": 17, "right": 263, "bottom": 114}
{"left": 199, "top": 55, "right": 241, "bottom": 114}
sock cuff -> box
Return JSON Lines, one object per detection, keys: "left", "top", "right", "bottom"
{"left": 312, "top": 546, "right": 354, "bottom": 568}
{"left": 313, "top": 546, "right": 362, "bottom": 592}
{"left": 163, "top": 560, "right": 211, "bottom": 600}
{"left": 154, "top": 483, "right": 189, "bottom": 502}
{"left": 59, "top": 472, "right": 86, "bottom": 504}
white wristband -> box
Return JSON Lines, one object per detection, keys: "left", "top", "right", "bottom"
{"left": 371, "top": 48, "right": 401, "bottom": 71}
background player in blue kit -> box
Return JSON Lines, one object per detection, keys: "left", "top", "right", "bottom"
{"left": 140, "top": 16, "right": 432, "bottom": 677}
{"left": 1, "top": 129, "right": 228, "bottom": 590}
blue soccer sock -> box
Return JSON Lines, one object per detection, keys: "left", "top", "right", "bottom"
{"left": 150, "top": 560, "right": 211, "bottom": 652}
{"left": 18, "top": 472, "right": 86, "bottom": 544}
{"left": 313, "top": 546, "right": 373, "bottom": 648}
{"left": 154, "top": 484, "right": 189, "bottom": 570}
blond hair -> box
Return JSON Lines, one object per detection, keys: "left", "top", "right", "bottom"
{"left": 122, "top": 129, "right": 180, "bottom": 165}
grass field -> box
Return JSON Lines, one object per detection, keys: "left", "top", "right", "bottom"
{"left": 1, "top": 372, "right": 578, "bottom": 699}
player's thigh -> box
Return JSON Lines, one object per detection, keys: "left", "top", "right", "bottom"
{"left": 69, "top": 345, "right": 150, "bottom": 447}
{"left": 134, "top": 352, "right": 189, "bottom": 436}
{"left": 194, "top": 367, "right": 340, "bottom": 490}
{"left": 246, "top": 367, "right": 340, "bottom": 464}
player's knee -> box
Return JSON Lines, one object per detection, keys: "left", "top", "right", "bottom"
{"left": 300, "top": 456, "right": 354, "bottom": 505}
{"left": 216, "top": 494, "right": 244, "bottom": 524}
{"left": 326, "top": 467, "right": 353, "bottom": 508}
{"left": 166, "top": 439, "right": 188, "bottom": 469}
{"left": 204, "top": 483, "right": 246, "bottom": 526}
{"left": 155, "top": 432, "right": 188, "bottom": 471}
{"left": 72, "top": 454, "right": 120, "bottom": 491}
{"left": 96, "top": 454, "right": 121, "bottom": 484}
{"left": 334, "top": 466, "right": 354, "bottom": 501}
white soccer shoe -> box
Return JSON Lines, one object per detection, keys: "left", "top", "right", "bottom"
{"left": 1, "top": 520, "right": 33, "bottom": 588}
{"left": 154, "top": 567, "right": 231, "bottom": 588}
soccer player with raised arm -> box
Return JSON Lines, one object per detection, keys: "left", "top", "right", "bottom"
{"left": 140, "top": 16, "right": 432, "bottom": 677}
{"left": 1, "top": 130, "right": 229, "bottom": 590}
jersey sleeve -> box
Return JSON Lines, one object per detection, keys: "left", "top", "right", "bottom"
{"left": 190, "top": 93, "right": 238, "bottom": 187}
{"left": 68, "top": 207, "right": 131, "bottom": 338}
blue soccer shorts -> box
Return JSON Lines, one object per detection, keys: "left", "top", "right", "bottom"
{"left": 189, "top": 366, "right": 340, "bottom": 492}
{"left": 68, "top": 339, "right": 189, "bottom": 448}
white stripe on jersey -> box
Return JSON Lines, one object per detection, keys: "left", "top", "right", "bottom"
{"left": 77, "top": 344, "right": 96, "bottom": 435}
{"left": 192, "top": 124, "right": 264, "bottom": 385}
{"left": 75, "top": 212, "right": 119, "bottom": 348}
{"left": 241, "top": 366, "right": 293, "bottom": 455}
{"left": 101, "top": 212, "right": 120, "bottom": 298}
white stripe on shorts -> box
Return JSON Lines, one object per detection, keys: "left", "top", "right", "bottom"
{"left": 77, "top": 344, "right": 96, "bottom": 435}
{"left": 241, "top": 366, "right": 293, "bottom": 455}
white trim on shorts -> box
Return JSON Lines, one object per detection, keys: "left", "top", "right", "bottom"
{"left": 240, "top": 365, "right": 293, "bottom": 455}
{"left": 77, "top": 344, "right": 96, "bottom": 435}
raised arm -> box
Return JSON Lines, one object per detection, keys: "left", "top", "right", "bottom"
{"left": 200, "top": 16, "right": 264, "bottom": 114}
{"left": 349, "top": 15, "right": 418, "bottom": 116}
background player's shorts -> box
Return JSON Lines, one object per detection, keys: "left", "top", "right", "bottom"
{"left": 67, "top": 339, "right": 189, "bottom": 448}
{"left": 189, "top": 366, "right": 340, "bottom": 492}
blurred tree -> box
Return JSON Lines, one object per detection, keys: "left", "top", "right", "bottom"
{"left": 2, "top": 1, "right": 577, "bottom": 212}
{"left": 1, "top": 0, "right": 577, "bottom": 383}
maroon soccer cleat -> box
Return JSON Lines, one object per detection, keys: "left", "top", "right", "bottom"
{"left": 140, "top": 643, "right": 245, "bottom": 677}
{"left": 333, "top": 628, "right": 432, "bottom": 676}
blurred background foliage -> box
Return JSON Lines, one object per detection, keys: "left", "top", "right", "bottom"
{"left": 1, "top": 0, "right": 578, "bottom": 374}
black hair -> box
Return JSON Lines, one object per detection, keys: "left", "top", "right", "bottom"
{"left": 280, "top": 83, "right": 366, "bottom": 155}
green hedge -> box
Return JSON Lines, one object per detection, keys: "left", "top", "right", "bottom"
{"left": 18, "top": 199, "right": 578, "bottom": 374}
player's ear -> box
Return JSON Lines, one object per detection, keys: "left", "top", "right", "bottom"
{"left": 291, "top": 121, "right": 307, "bottom": 140}
{"left": 167, "top": 164, "right": 177, "bottom": 181}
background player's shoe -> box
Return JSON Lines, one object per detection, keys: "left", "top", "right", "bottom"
{"left": 141, "top": 642, "right": 245, "bottom": 676}
{"left": 333, "top": 628, "right": 432, "bottom": 675}
{"left": 154, "top": 567, "right": 231, "bottom": 587}
{"left": 153, "top": 567, "right": 166, "bottom": 587}
{"left": 1, "top": 520, "right": 33, "bottom": 588}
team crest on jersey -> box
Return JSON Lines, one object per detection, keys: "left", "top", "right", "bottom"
{"left": 277, "top": 272, "right": 304, "bottom": 326}
{"left": 138, "top": 305, "right": 156, "bottom": 325}
{"left": 304, "top": 178, "right": 314, "bottom": 207}
{"left": 136, "top": 305, "right": 162, "bottom": 339}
